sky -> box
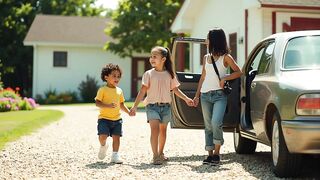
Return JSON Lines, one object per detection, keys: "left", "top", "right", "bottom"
{"left": 95, "top": 0, "right": 119, "bottom": 10}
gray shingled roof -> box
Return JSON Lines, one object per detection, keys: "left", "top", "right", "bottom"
{"left": 24, "top": 15, "right": 112, "bottom": 46}
{"left": 259, "top": 0, "right": 320, "bottom": 7}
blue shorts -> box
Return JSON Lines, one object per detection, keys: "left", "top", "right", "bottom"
{"left": 146, "top": 103, "right": 172, "bottom": 124}
{"left": 97, "top": 119, "right": 122, "bottom": 137}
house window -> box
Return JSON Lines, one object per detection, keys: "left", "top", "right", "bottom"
{"left": 53, "top": 51, "right": 67, "bottom": 67}
{"left": 200, "top": 44, "right": 207, "bottom": 65}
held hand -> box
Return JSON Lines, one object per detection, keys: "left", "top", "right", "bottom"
{"left": 129, "top": 107, "right": 137, "bottom": 116}
{"left": 185, "top": 97, "right": 194, "bottom": 107}
{"left": 193, "top": 97, "right": 199, "bottom": 107}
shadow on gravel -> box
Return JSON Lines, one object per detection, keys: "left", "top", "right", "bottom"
{"left": 86, "top": 161, "right": 118, "bottom": 169}
{"left": 85, "top": 153, "right": 319, "bottom": 179}
{"left": 129, "top": 163, "right": 171, "bottom": 170}
{"left": 219, "top": 152, "right": 319, "bottom": 179}
{"left": 154, "top": 152, "right": 319, "bottom": 179}
{"left": 86, "top": 161, "right": 166, "bottom": 170}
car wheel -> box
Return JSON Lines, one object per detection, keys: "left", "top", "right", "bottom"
{"left": 233, "top": 127, "right": 257, "bottom": 154}
{"left": 271, "top": 111, "right": 302, "bottom": 177}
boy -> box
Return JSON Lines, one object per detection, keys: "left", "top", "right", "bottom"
{"left": 95, "top": 63, "right": 130, "bottom": 164}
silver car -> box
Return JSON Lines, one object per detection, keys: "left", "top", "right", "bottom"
{"left": 170, "top": 31, "right": 320, "bottom": 177}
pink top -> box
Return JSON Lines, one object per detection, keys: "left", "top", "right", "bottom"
{"left": 142, "top": 68, "right": 180, "bottom": 105}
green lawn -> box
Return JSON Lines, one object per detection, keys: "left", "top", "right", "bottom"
{"left": 124, "top": 102, "right": 145, "bottom": 109}
{"left": 0, "top": 110, "right": 64, "bottom": 150}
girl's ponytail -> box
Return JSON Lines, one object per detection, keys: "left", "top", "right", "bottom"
{"left": 164, "top": 47, "right": 174, "bottom": 79}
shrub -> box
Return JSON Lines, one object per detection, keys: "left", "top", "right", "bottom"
{"left": 55, "top": 91, "right": 78, "bottom": 104}
{"left": 35, "top": 94, "right": 45, "bottom": 104}
{"left": 36, "top": 89, "right": 79, "bottom": 104}
{"left": 18, "top": 98, "right": 33, "bottom": 110}
{"left": 78, "top": 75, "right": 99, "bottom": 103}
{"left": 0, "top": 87, "right": 20, "bottom": 99}
{"left": 0, "top": 87, "right": 38, "bottom": 112}
{"left": 44, "top": 88, "right": 57, "bottom": 98}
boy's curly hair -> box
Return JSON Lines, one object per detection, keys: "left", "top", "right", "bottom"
{"left": 101, "top": 63, "right": 122, "bottom": 82}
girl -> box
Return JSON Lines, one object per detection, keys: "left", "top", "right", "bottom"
{"left": 193, "top": 28, "right": 242, "bottom": 165}
{"left": 130, "top": 46, "right": 193, "bottom": 165}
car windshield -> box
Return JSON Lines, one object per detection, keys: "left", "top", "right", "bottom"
{"left": 283, "top": 35, "right": 320, "bottom": 69}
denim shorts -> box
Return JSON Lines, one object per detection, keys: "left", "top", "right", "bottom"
{"left": 145, "top": 103, "right": 171, "bottom": 124}
{"left": 97, "top": 119, "right": 122, "bottom": 136}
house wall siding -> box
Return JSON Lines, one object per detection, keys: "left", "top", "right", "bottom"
{"left": 33, "top": 46, "right": 132, "bottom": 99}
{"left": 187, "top": 0, "right": 245, "bottom": 73}
{"left": 248, "top": 8, "right": 264, "bottom": 57}
{"left": 172, "top": 0, "right": 320, "bottom": 73}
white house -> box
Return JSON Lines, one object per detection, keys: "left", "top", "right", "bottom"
{"left": 171, "top": 0, "right": 320, "bottom": 72}
{"left": 24, "top": 15, "right": 150, "bottom": 100}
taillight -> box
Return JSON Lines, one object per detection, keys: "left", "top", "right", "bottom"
{"left": 296, "top": 94, "right": 320, "bottom": 115}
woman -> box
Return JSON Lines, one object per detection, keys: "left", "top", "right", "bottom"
{"left": 193, "top": 28, "right": 242, "bottom": 165}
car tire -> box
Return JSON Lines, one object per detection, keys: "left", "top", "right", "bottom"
{"left": 233, "top": 127, "right": 257, "bottom": 154}
{"left": 271, "top": 111, "right": 302, "bottom": 177}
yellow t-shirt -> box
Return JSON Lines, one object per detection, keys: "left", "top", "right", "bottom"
{"left": 95, "top": 86, "right": 125, "bottom": 120}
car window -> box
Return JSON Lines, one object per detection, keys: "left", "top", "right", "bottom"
{"left": 284, "top": 35, "right": 320, "bottom": 69}
{"left": 257, "top": 41, "right": 275, "bottom": 74}
{"left": 172, "top": 38, "right": 207, "bottom": 73}
{"left": 248, "top": 46, "right": 264, "bottom": 73}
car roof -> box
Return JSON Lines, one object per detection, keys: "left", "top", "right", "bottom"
{"left": 263, "top": 30, "right": 320, "bottom": 41}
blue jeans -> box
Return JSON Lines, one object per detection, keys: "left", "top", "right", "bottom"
{"left": 201, "top": 90, "right": 227, "bottom": 151}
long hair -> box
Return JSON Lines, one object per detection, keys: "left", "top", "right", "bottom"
{"left": 152, "top": 46, "right": 174, "bottom": 79}
{"left": 208, "top": 28, "right": 230, "bottom": 56}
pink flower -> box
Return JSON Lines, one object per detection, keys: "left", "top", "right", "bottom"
{"left": 27, "top": 98, "right": 38, "bottom": 108}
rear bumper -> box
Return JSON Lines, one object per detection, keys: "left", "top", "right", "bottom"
{"left": 281, "top": 120, "right": 320, "bottom": 154}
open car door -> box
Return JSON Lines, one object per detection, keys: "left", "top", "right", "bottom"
{"left": 170, "top": 37, "right": 241, "bottom": 132}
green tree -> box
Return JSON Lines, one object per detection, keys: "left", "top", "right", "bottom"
{"left": 0, "top": 0, "right": 104, "bottom": 96}
{"left": 105, "top": 0, "right": 182, "bottom": 57}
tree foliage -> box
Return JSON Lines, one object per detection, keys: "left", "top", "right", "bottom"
{"left": 105, "top": 0, "right": 182, "bottom": 57}
{"left": 0, "top": 0, "right": 104, "bottom": 96}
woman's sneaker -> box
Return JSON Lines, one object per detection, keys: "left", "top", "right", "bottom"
{"left": 202, "top": 156, "right": 213, "bottom": 165}
{"left": 211, "top": 155, "right": 220, "bottom": 166}
{"left": 98, "top": 145, "right": 108, "bottom": 160}
{"left": 111, "top": 153, "right": 123, "bottom": 164}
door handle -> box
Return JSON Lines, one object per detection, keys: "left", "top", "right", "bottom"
{"left": 251, "top": 83, "right": 256, "bottom": 88}
{"left": 184, "top": 75, "right": 193, "bottom": 79}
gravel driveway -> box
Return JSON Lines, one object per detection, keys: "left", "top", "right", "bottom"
{"left": 1, "top": 105, "right": 319, "bottom": 179}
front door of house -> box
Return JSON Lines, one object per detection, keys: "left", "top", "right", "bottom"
{"left": 131, "top": 57, "right": 150, "bottom": 98}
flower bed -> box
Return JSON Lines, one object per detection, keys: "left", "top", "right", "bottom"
{"left": 0, "top": 87, "right": 38, "bottom": 112}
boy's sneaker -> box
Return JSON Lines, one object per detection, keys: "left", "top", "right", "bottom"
{"left": 211, "top": 155, "right": 220, "bottom": 166}
{"left": 202, "top": 156, "right": 213, "bottom": 165}
{"left": 111, "top": 153, "right": 123, "bottom": 164}
{"left": 98, "top": 145, "right": 108, "bottom": 160}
